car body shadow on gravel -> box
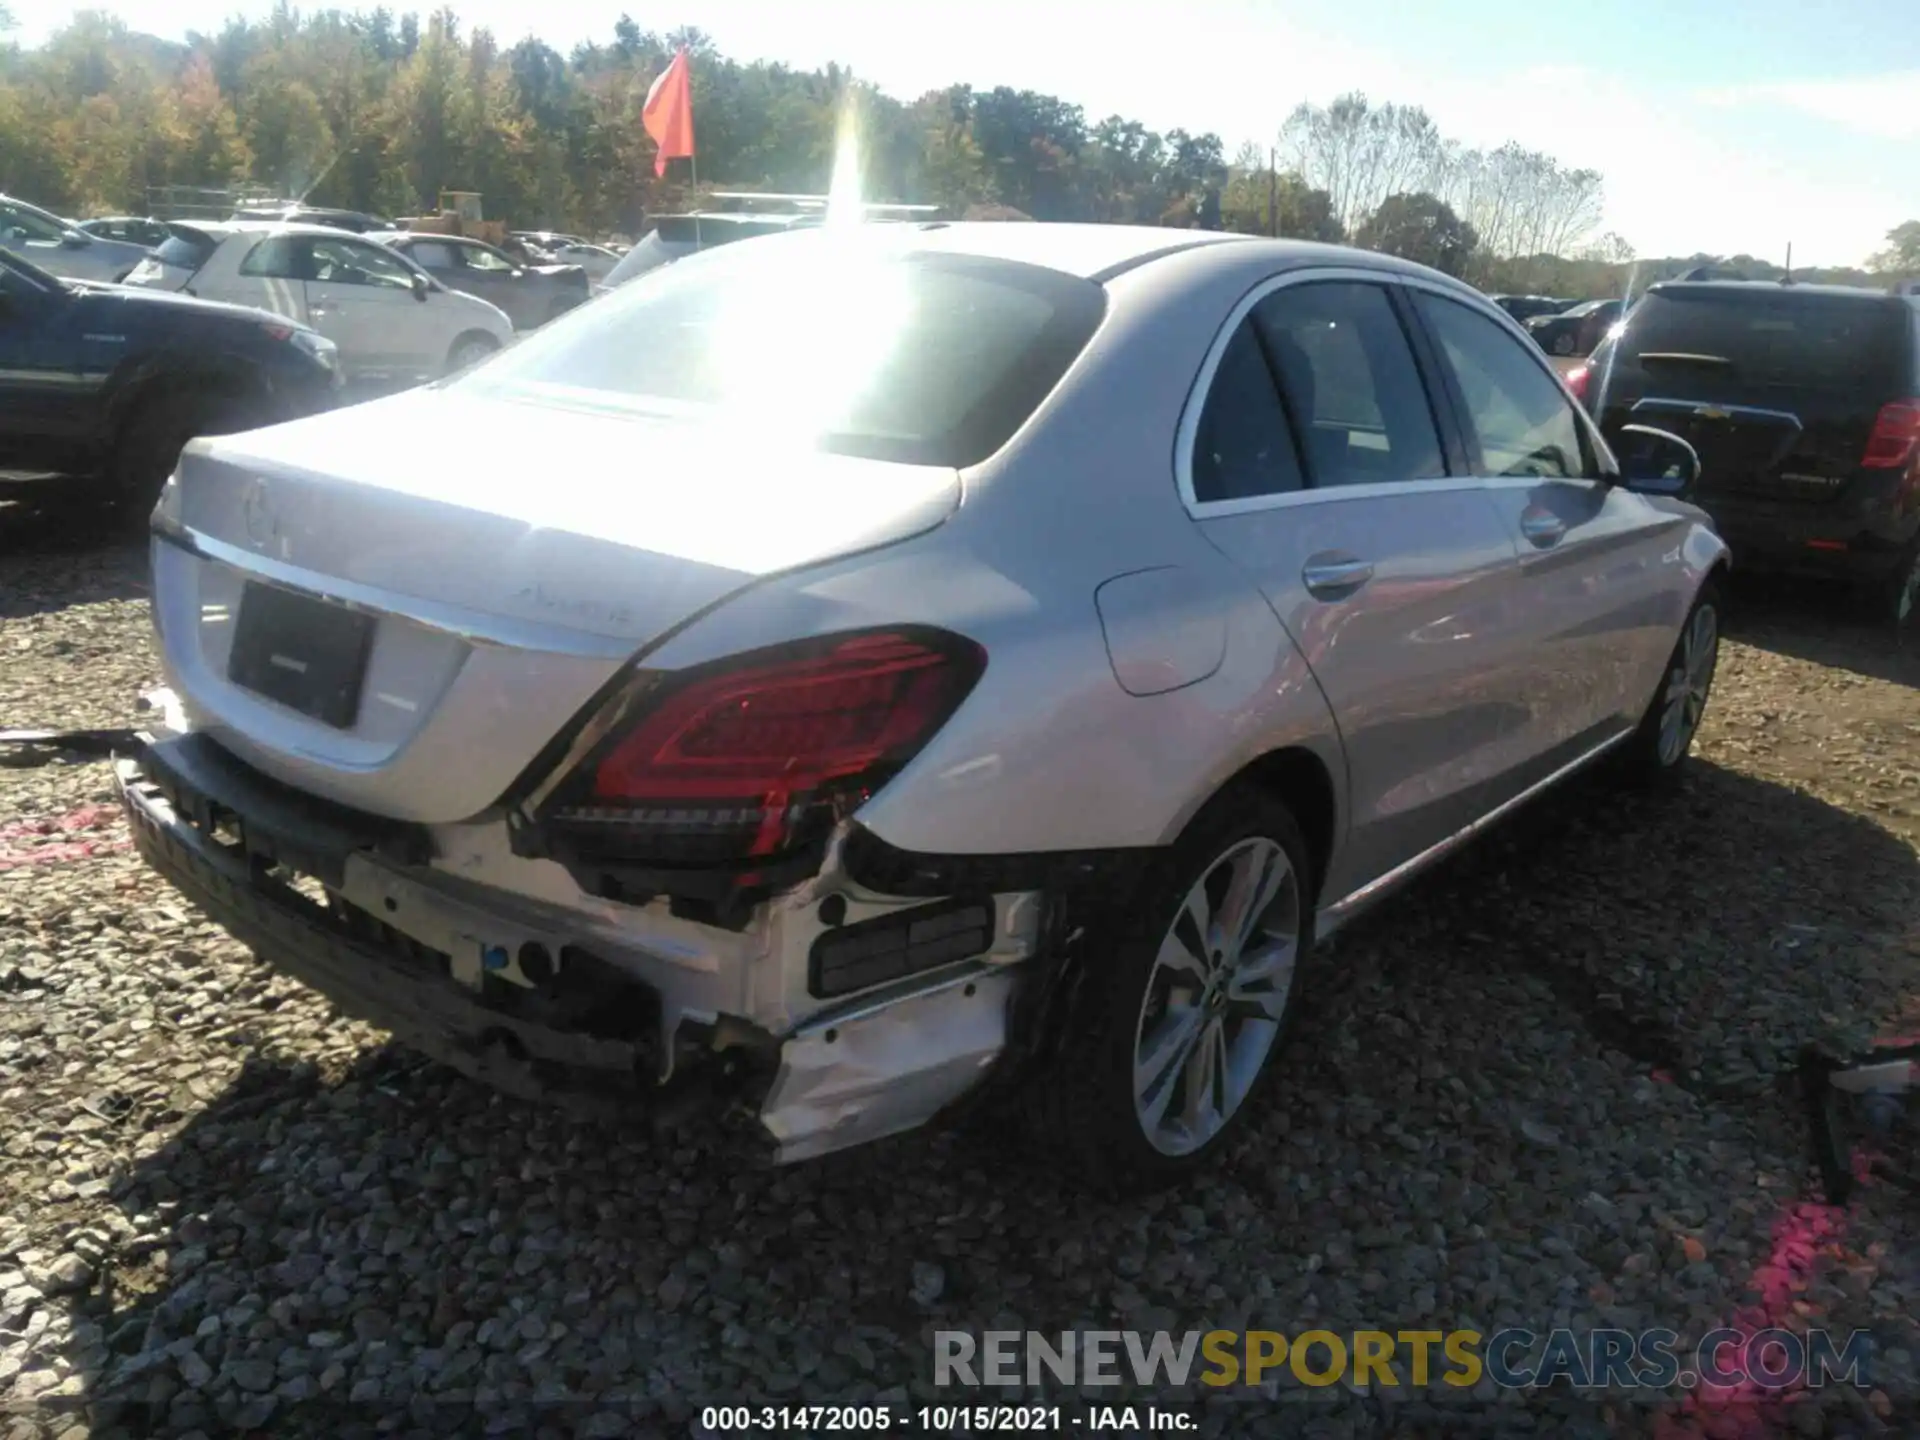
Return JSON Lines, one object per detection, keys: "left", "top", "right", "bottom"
{"left": 18, "top": 752, "right": 1913, "bottom": 1437}
{"left": 1722, "top": 573, "right": 1917, "bottom": 691}
{"left": 0, "top": 504, "right": 149, "bottom": 623}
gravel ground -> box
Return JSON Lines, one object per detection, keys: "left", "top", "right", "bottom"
{"left": 2, "top": 504, "right": 1918, "bottom": 1439}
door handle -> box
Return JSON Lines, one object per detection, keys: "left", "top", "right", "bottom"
{"left": 1301, "top": 555, "right": 1375, "bottom": 599}
{"left": 1519, "top": 512, "right": 1567, "bottom": 547}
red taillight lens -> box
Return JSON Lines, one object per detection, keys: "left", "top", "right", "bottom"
{"left": 1862, "top": 400, "right": 1920, "bottom": 469}
{"left": 560, "top": 630, "right": 985, "bottom": 864}
{"left": 1563, "top": 364, "right": 1591, "bottom": 404}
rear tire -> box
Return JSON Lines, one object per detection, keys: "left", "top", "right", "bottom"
{"left": 1551, "top": 333, "right": 1576, "bottom": 356}
{"left": 446, "top": 333, "right": 500, "bottom": 375}
{"left": 1025, "top": 790, "right": 1312, "bottom": 1194}
{"left": 1868, "top": 539, "right": 1919, "bottom": 639}
{"left": 1614, "top": 580, "right": 1722, "bottom": 788}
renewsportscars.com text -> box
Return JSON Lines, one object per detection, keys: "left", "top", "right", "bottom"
{"left": 935, "top": 1327, "right": 1872, "bottom": 1392}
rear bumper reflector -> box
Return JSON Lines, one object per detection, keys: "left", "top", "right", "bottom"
{"left": 1806, "top": 539, "right": 1849, "bottom": 551}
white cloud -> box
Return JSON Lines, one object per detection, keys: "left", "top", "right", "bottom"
{"left": 1701, "top": 71, "right": 1920, "bottom": 143}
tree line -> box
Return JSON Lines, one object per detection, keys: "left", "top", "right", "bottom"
{"left": 0, "top": 6, "right": 1913, "bottom": 295}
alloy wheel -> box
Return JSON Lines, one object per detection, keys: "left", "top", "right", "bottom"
{"left": 1132, "top": 836, "right": 1300, "bottom": 1157}
{"left": 1658, "top": 602, "right": 1718, "bottom": 766}
{"left": 1895, "top": 552, "right": 1919, "bottom": 628}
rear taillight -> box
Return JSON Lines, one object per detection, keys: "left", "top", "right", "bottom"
{"left": 550, "top": 629, "right": 985, "bottom": 867}
{"left": 1563, "top": 364, "right": 1591, "bottom": 404}
{"left": 1862, "top": 400, "right": 1920, "bottom": 469}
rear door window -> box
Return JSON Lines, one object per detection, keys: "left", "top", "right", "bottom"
{"left": 310, "top": 237, "right": 416, "bottom": 290}
{"left": 460, "top": 244, "right": 515, "bottom": 273}
{"left": 1250, "top": 281, "right": 1446, "bottom": 487}
{"left": 405, "top": 240, "right": 460, "bottom": 270}
{"left": 1621, "top": 290, "right": 1908, "bottom": 393}
{"left": 239, "top": 235, "right": 309, "bottom": 279}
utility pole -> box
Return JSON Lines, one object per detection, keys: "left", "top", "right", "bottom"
{"left": 1267, "top": 147, "right": 1278, "bottom": 237}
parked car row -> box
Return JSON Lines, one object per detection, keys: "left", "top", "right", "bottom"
{"left": 1, "top": 193, "right": 153, "bottom": 283}
{"left": 121, "top": 222, "right": 514, "bottom": 393}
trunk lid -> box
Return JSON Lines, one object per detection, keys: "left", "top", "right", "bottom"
{"left": 1591, "top": 286, "right": 1913, "bottom": 506}
{"left": 157, "top": 386, "right": 960, "bottom": 822}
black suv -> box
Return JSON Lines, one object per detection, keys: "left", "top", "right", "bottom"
{"left": 0, "top": 249, "right": 343, "bottom": 512}
{"left": 1576, "top": 281, "right": 1920, "bottom": 628}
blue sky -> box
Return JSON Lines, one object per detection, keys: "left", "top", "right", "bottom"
{"left": 13, "top": 0, "right": 1919, "bottom": 265}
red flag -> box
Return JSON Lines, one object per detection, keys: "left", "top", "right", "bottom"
{"left": 643, "top": 49, "right": 695, "bottom": 178}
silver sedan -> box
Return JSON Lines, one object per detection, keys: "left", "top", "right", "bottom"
{"left": 121, "top": 223, "right": 1726, "bottom": 1191}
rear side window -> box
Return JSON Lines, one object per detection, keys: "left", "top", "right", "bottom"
{"left": 155, "top": 228, "right": 216, "bottom": 272}
{"left": 1191, "top": 321, "right": 1306, "bottom": 502}
{"left": 239, "top": 235, "right": 307, "bottom": 279}
{"left": 1251, "top": 281, "right": 1445, "bottom": 487}
{"left": 469, "top": 245, "right": 1107, "bottom": 468}
{"left": 1621, "top": 290, "right": 1909, "bottom": 392}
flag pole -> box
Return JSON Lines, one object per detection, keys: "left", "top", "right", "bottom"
{"left": 690, "top": 152, "right": 700, "bottom": 247}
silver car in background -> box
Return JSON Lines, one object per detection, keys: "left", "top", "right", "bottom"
{"left": 120, "top": 224, "right": 1726, "bottom": 1191}
{"left": 0, "top": 192, "right": 152, "bottom": 282}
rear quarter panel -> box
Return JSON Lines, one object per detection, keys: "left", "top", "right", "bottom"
{"left": 642, "top": 245, "right": 1352, "bottom": 861}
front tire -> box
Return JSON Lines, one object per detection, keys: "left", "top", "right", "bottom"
{"left": 1028, "top": 791, "right": 1312, "bottom": 1193}
{"left": 96, "top": 391, "right": 255, "bottom": 522}
{"left": 1616, "top": 580, "right": 1722, "bottom": 787}
{"left": 446, "top": 333, "right": 500, "bottom": 375}
{"left": 1552, "top": 332, "right": 1577, "bottom": 356}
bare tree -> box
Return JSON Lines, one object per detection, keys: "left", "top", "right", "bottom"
{"left": 1287, "top": 100, "right": 1607, "bottom": 264}
{"left": 1285, "top": 96, "right": 1479, "bottom": 236}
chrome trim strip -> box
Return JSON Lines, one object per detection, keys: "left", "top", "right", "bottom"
{"left": 155, "top": 522, "right": 640, "bottom": 660}
{"left": 1315, "top": 727, "right": 1634, "bottom": 937}
{"left": 1174, "top": 264, "right": 1614, "bottom": 520}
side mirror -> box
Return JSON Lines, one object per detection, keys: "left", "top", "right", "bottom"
{"left": 1614, "top": 424, "right": 1700, "bottom": 498}
{"left": 411, "top": 272, "right": 430, "bottom": 303}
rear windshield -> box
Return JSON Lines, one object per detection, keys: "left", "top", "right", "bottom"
{"left": 466, "top": 240, "right": 1107, "bottom": 468}
{"left": 155, "top": 227, "right": 217, "bottom": 271}
{"left": 1619, "top": 290, "right": 1909, "bottom": 390}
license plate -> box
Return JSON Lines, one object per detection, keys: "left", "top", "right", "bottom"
{"left": 226, "top": 582, "right": 375, "bottom": 729}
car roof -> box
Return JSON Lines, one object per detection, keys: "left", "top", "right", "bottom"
{"left": 828, "top": 221, "right": 1257, "bottom": 280}
{"left": 194, "top": 221, "right": 385, "bottom": 241}
{"left": 1648, "top": 279, "right": 1910, "bottom": 305}
{"left": 710, "top": 221, "right": 1499, "bottom": 292}
{"left": 0, "top": 192, "right": 65, "bottom": 220}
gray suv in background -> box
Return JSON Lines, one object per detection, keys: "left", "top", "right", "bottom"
{"left": 0, "top": 193, "right": 152, "bottom": 283}
{"left": 1577, "top": 281, "right": 1920, "bottom": 629}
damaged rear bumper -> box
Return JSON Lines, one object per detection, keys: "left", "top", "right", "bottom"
{"left": 115, "top": 732, "right": 1032, "bottom": 1161}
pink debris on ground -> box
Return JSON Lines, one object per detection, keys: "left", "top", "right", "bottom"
{"left": 1655, "top": 1198, "right": 1854, "bottom": 1438}
{"left": 0, "top": 803, "right": 131, "bottom": 870}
